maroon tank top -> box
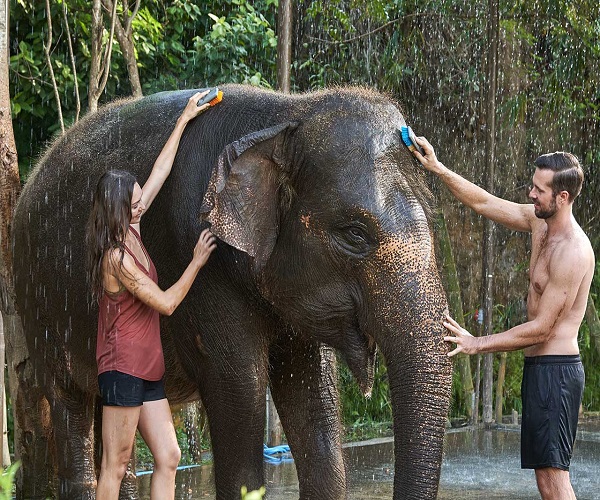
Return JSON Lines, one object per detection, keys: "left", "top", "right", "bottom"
{"left": 96, "top": 226, "right": 164, "bottom": 381}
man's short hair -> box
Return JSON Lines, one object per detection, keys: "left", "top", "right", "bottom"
{"left": 534, "top": 152, "right": 583, "bottom": 202}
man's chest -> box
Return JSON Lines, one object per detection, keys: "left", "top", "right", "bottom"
{"left": 528, "top": 233, "right": 553, "bottom": 296}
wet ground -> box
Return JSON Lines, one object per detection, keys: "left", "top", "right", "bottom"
{"left": 139, "top": 419, "right": 600, "bottom": 499}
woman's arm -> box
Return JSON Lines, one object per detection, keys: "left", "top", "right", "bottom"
{"left": 107, "top": 228, "right": 217, "bottom": 316}
{"left": 141, "top": 90, "right": 211, "bottom": 210}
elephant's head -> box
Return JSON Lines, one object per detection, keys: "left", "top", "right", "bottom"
{"left": 200, "top": 88, "right": 452, "bottom": 498}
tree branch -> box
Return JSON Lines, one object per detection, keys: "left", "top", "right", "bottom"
{"left": 43, "top": 0, "right": 64, "bottom": 134}
{"left": 101, "top": 0, "right": 142, "bottom": 97}
{"left": 61, "top": 0, "right": 80, "bottom": 123}
{"left": 98, "top": 0, "right": 117, "bottom": 97}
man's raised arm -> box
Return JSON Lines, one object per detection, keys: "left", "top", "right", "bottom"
{"left": 412, "top": 136, "right": 534, "bottom": 233}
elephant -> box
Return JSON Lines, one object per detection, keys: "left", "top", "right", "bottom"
{"left": 11, "top": 84, "right": 452, "bottom": 499}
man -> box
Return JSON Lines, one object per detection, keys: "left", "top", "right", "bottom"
{"left": 412, "top": 137, "right": 595, "bottom": 500}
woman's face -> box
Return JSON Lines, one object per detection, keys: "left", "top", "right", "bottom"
{"left": 130, "top": 182, "right": 146, "bottom": 224}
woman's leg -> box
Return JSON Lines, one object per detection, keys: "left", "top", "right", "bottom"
{"left": 137, "top": 399, "right": 181, "bottom": 500}
{"left": 96, "top": 405, "right": 141, "bottom": 500}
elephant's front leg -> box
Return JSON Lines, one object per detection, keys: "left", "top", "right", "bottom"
{"left": 269, "top": 332, "right": 347, "bottom": 499}
{"left": 194, "top": 329, "right": 269, "bottom": 499}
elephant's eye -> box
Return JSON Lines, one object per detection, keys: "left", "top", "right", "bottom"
{"left": 332, "top": 223, "right": 376, "bottom": 256}
{"left": 348, "top": 227, "right": 367, "bottom": 242}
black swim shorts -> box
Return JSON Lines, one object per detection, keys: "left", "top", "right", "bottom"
{"left": 98, "top": 370, "right": 167, "bottom": 407}
{"left": 521, "top": 355, "right": 584, "bottom": 471}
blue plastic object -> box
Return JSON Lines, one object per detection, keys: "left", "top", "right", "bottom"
{"left": 263, "top": 444, "right": 294, "bottom": 464}
{"left": 400, "top": 126, "right": 425, "bottom": 155}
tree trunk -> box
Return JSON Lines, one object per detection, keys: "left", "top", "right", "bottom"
{"left": 271, "top": 0, "right": 293, "bottom": 444}
{"left": 89, "top": 0, "right": 117, "bottom": 112}
{"left": 436, "top": 213, "right": 474, "bottom": 419}
{"left": 495, "top": 352, "right": 507, "bottom": 424}
{"left": 0, "top": 0, "right": 20, "bottom": 313}
{"left": 102, "top": 0, "right": 142, "bottom": 98}
{"left": 276, "top": 0, "right": 293, "bottom": 93}
{"left": 481, "top": 0, "right": 499, "bottom": 428}
{"left": 585, "top": 294, "right": 600, "bottom": 357}
{"left": 1, "top": 0, "right": 21, "bottom": 468}
{"left": 89, "top": 0, "right": 103, "bottom": 112}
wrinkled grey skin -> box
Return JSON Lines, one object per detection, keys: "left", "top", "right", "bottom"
{"left": 12, "top": 84, "right": 452, "bottom": 499}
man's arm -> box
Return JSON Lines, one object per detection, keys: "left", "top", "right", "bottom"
{"left": 443, "top": 245, "right": 585, "bottom": 356}
{"left": 413, "top": 136, "right": 534, "bottom": 233}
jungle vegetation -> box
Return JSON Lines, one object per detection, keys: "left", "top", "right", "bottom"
{"left": 6, "top": 0, "right": 600, "bottom": 449}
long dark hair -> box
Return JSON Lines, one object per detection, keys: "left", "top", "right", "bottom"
{"left": 86, "top": 170, "right": 137, "bottom": 302}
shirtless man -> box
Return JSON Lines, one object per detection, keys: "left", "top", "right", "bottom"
{"left": 412, "top": 137, "right": 595, "bottom": 500}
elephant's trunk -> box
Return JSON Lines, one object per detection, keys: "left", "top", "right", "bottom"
{"left": 382, "top": 273, "right": 451, "bottom": 498}
{"left": 385, "top": 320, "right": 451, "bottom": 497}
{"left": 365, "top": 231, "right": 452, "bottom": 498}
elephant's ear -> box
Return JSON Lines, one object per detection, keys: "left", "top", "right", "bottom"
{"left": 200, "top": 122, "right": 298, "bottom": 270}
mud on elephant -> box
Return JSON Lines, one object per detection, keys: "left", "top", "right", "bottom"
{"left": 11, "top": 84, "right": 452, "bottom": 499}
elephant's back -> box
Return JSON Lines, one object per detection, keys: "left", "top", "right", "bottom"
{"left": 11, "top": 92, "right": 197, "bottom": 371}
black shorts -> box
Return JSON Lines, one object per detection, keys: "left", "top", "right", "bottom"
{"left": 521, "top": 355, "right": 584, "bottom": 471}
{"left": 98, "top": 370, "right": 166, "bottom": 407}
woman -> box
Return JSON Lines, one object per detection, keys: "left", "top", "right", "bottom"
{"left": 86, "top": 91, "right": 217, "bottom": 499}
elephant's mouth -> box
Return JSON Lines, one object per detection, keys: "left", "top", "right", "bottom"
{"left": 339, "top": 320, "right": 376, "bottom": 397}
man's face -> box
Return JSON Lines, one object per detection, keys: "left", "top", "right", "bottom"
{"left": 528, "top": 168, "right": 558, "bottom": 219}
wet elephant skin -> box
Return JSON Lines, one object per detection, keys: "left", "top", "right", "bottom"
{"left": 12, "top": 84, "right": 452, "bottom": 499}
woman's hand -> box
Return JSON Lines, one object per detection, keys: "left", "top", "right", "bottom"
{"left": 443, "top": 314, "right": 480, "bottom": 357}
{"left": 179, "top": 91, "right": 212, "bottom": 124}
{"left": 142, "top": 90, "right": 215, "bottom": 209}
{"left": 193, "top": 228, "right": 218, "bottom": 268}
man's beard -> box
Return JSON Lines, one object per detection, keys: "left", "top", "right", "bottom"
{"left": 534, "top": 197, "right": 558, "bottom": 219}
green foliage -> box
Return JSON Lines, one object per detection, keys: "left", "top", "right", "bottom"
{"left": 0, "top": 462, "right": 20, "bottom": 500}
{"left": 240, "top": 485, "right": 266, "bottom": 500}
{"left": 9, "top": 0, "right": 278, "bottom": 177}
{"left": 134, "top": 0, "right": 278, "bottom": 93}
{"left": 578, "top": 320, "right": 600, "bottom": 412}
{"left": 339, "top": 355, "right": 393, "bottom": 438}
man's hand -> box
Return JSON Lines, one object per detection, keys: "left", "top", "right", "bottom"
{"left": 443, "top": 314, "right": 480, "bottom": 357}
{"left": 411, "top": 136, "right": 445, "bottom": 175}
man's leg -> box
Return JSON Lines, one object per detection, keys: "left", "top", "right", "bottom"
{"left": 535, "top": 467, "right": 576, "bottom": 500}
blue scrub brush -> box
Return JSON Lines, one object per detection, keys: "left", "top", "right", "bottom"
{"left": 400, "top": 126, "right": 425, "bottom": 155}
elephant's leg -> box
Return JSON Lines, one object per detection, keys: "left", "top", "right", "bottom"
{"left": 5, "top": 313, "right": 56, "bottom": 499}
{"left": 269, "top": 332, "right": 346, "bottom": 499}
{"left": 11, "top": 366, "right": 56, "bottom": 499}
{"left": 47, "top": 380, "right": 97, "bottom": 499}
{"left": 193, "top": 330, "right": 269, "bottom": 499}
